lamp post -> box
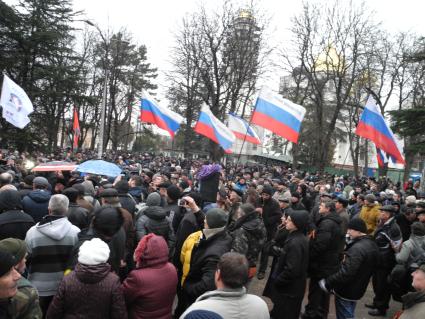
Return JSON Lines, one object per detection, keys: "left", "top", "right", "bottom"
{"left": 83, "top": 20, "right": 108, "bottom": 159}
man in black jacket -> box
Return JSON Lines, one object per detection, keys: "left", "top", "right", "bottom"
{"left": 0, "top": 190, "right": 34, "bottom": 240}
{"left": 269, "top": 209, "right": 310, "bottom": 319}
{"left": 320, "top": 218, "right": 379, "bottom": 319}
{"left": 180, "top": 208, "right": 232, "bottom": 313}
{"left": 366, "top": 205, "right": 402, "bottom": 317}
{"left": 62, "top": 187, "right": 90, "bottom": 230}
{"left": 257, "top": 185, "right": 282, "bottom": 279}
{"left": 302, "top": 201, "right": 344, "bottom": 319}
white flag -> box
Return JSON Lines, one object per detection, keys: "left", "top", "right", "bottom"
{"left": 0, "top": 74, "right": 33, "bottom": 128}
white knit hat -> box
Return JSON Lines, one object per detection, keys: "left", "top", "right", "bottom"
{"left": 78, "top": 238, "right": 110, "bottom": 265}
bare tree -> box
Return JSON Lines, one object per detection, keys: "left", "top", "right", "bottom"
{"left": 279, "top": 1, "right": 380, "bottom": 172}
{"left": 168, "top": 0, "right": 270, "bottom": 160}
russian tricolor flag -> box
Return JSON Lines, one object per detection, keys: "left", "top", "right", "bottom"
{"left": 140, "top": 92, "right": 184, "bottom": 138}
{"left": 194, "top": 104, "right": 236, "bottom": 153}
{"left": 228, "top": 113, "right": 261, "bottom": 145}
{"left": 356, "top": 96, "right": 405, "bottom": 165}
{"left": 251, "top": 87, "right": 306, "bottom": 143}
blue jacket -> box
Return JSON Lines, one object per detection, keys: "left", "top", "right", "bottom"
{"left": 22, "top": 190, "right": 51, "bottom": 223}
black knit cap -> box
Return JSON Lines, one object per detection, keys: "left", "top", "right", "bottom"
{"left": 0, "top": 250, "right": 16, "bottom": 277}
{"left": 261, "top": 185, "right": 274, "bottom": 196}
{"left": 288, "top": 209, "right": 309, "bottom": 231}
{"left": 348, "top": 218, "right": 367, "bottom": 234}
{"left": 0, "top": 189, "right": 23, "bottom": 212}
{"left": 166, "top": 185, "right": 181, "bottom": 201}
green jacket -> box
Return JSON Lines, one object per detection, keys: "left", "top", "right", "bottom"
{"left": 9, "top": 277, "right": 42, "bottom": 319}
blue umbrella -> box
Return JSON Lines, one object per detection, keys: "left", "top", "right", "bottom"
{"left": 76, "top": 160, "right": 122, "bottom": 177}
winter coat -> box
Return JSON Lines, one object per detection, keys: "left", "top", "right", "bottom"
{"left": 180, "top": 231, "right": 203, "bottom": 286}
{"left": 180, "top": 287, "right": 269, "bottom": 319}
{"left": 25, "top": 216, "right": 80, "bottom": 296}
{"left": 46, "top": 263, "right": 127, "bottom": 319}
{"left": 326, "top": 235, "right": 379, "bottom": 300}
{"left": 260, "top": 198, "right": 281, "bottom": 239}
{"left": 270, "top": 230, "right": 309, "bottom": 299}
{"left": 181, "top": 229, "right": 232, "bottom": 307}
{"left": 399, "top": 291, "right": 425, "bottom": 319}
{"left": 135, "top": 206, "right": 175, "bottom": 250}
{"left": 230, "top": 211, "right": 267, "bottom": 267}
{"left": 163, "top": 202, "right": 181, "bottom": 226}
{"left": 67, "top": 204, "right": 90, "bottom": 230}
{"left": 18, "top": 185, "right": 33, "bottom": 199}
{"left": 374, "top": 217, "right": 402, "bottom": 268}
{"left": 396, "top": 234, "right": 425, "bottom": 266}
{"left": 22, "top": 190, "right": 51, "bottom": 223}
{"left": 7, "top": 277, "right": 42, "bottom": 319}
{"left": 359, "top": 203, "right": 381, "bottom": 234}
{"left": 0, "top": 209, "right": 35, "bottom": 240}
{"left": 309, "top": 212, "right": 344, "bottom": 278}
{"left": 396, "top": 213, "right": 413, "bottom": 242}
{"left": 173, "top": 210, "right": 205, "bottom": 268}
{"left": 122, "top": 235, "right": 177, "bottom": 319}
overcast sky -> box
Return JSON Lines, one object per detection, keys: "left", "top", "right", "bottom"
{"left": 71, "top": 0, "right": 425, "bottom": 103}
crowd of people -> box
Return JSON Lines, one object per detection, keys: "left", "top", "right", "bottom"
{"left": 0, "top": 149, "right": 424, "bottom": 319}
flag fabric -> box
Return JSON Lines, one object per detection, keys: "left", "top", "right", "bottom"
{"left": 140, "top": 92, "right": 184, "bottom": 138}
{"left": 227, "top": 113, "right": 261, "bottom": 145}
{"left": 356, "top": 96, "right": 405, "bottom": 165}
{"left": 73, "top": 107, "right": 80, "bottom": 150}
{"left": 194, "top": 104, "right": 236, "bottom": 153}
{"left": 0, "top": 74, "right": 33, "bottom": 129}
{"left": 376, "top": 147, "right": 388, "bottom": 167}
{"left": 251, "top": 87, "right": 306, "bottom": 143}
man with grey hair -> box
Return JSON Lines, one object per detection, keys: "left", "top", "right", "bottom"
{"left": 25, "top": 194, "right": 80, "bottom": 316}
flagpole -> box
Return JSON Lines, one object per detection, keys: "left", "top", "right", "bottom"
{"left": 235, "top": 102, "right": 257, "bottom": 166}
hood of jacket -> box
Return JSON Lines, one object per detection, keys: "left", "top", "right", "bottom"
{"left": 144, "top": 205, "right": 166, "bottom": 220}
{"left": 319, "top": 211, "right": 342, "bottom": 225}
{"left": 36, "top": 216, "right": 73, "bottom": 241}
{"left": 27, "top": 190, "right": 51, "bottom": 203}
{"left": 197, "top": 287, "right": 246, "bottom": 301}
{"left": 135, "top": 233, "right": 169, "bottom": 268}
{"left": 75, "top": 262, "right": 111, "bottom": 284}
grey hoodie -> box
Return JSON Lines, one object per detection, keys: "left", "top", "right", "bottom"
{"left": 25, "top": 217, "right": 80, "bottom": 296}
